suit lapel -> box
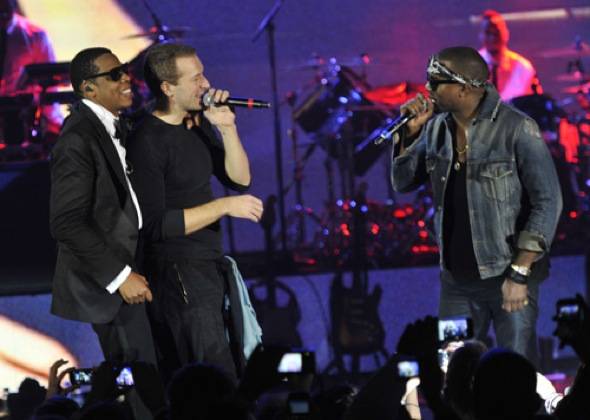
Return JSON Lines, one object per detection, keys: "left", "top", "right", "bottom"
{"left": 77, "top": 103, "right": 128, "bottom": 190}
{"left": 76, "top": 102, "right": 138, "bottom": 228}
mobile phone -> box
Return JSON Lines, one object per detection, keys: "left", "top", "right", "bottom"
{"left": 556, "top": 298, "right": 583, "bottom": 323}
{"left": 277, "top": 351, "right": 316, "bottom": 374}
{"left": 397, "top": 359, "right": 420, "bottom": 378}
{"left": 438, "top": 317, "right": 473, "bottom": 343}
{"left": 69, "top": 368, "right": 93, "bottom": 386}
{"left": 115, "top": 366, "right": 134, "bottom": 388}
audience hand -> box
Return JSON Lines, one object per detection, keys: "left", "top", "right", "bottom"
{"left": 397, "top": 316, "right": 449, "bottom": 415}
{"left": 46, "top": 359, "right": 78, "bottom": 399}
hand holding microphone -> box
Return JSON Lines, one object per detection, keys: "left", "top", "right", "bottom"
{"left": 373, "top": 93, "right": 433, "bottom": 145}
{"left": 400, "top": 93, "right": 434, "bottom": 138}
{"left": 202, "top": 88, "right": 237, "bottom": 128}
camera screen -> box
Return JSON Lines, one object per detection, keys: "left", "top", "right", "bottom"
{"left": 115, "top": 367, "right": 134, "bottom": 387}
{"left": 559, "top": 304, "right": 579, "bottom": 317}
{"left": 71, "top": 370, "right": 92, "bottom": 385}
{"left": 278, "top": 353, "right": 303, "bottom": 373}
{"left": 438, "top": 318, "right": 470, "bottom": 342}
{"left": 397, "top": 360, "right": 419, "bottom": 378}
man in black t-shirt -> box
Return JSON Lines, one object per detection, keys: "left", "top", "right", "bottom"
{"left": 127, "top": 43, "right": 263, "bottom": 382}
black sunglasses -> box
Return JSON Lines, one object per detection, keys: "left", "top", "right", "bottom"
{"left": 427, "top": 78, "right": 462, "bottom": 90}
{"left": 86, "top": 63, "right": 129, "bottom": 82}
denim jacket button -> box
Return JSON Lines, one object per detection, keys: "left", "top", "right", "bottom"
{"left": 441, "top": 176, "right": 446, "bottom": 182}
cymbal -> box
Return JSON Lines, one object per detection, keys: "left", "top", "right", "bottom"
{"left": 539, "top": 41, "right": 590, "bottom": 58}
{"left": 555, "top": 72, "right": 588, "bottom": 83}
{"left": 365, "top": 82, "right": 427, "bottom": 107}
{"left": 561, "top": 82, "right": 590, "bottom": 94}
{"left": 121, "top": 25, "right": 193, "bottom": 40}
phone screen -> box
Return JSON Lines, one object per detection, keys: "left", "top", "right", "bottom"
{"left": 278, "top": 353, "right": 303, "bottom": 373}
{"left": 397, "top": 360, "right": 419, "bottom": 378}
{"left": 438, "top": 318, "right": 472, "bottom": 342}
{"left": 558, "top": 304, "right": 579, "bottom": 318}
{"left": 115, "top": 366, "right": 134, "bottom": 387}
{"left": 70, "top": 369, "right": 93, "bottom": 386}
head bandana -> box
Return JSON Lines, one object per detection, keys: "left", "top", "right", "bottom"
{"left": 427, "top": 56, "right": 487, "bottom": 88}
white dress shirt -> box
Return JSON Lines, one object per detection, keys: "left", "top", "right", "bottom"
{"left": 82, "top": 99, "right": 142, "bottom": 293}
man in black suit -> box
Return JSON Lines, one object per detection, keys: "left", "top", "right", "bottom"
{"left": 49, "top": 48, "right": 158, "bottom": 417}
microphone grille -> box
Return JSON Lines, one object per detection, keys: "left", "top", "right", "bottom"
{"left": 202, "top": 92, "right": 213, "bottom": 107}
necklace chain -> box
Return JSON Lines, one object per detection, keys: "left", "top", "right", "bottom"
{"left": 455, "top": 144, "right": 469, "bottom": 154}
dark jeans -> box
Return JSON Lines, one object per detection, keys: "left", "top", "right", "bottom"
{"left": 439, "top": 270, "right": 540, "bottom": 366}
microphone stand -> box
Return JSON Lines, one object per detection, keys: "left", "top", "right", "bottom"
{"left": 253, "top": 0, "right": 288, "bottom": 253}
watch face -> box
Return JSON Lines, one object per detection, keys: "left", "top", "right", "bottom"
{"left": 511, "top": 264, "right": 530, "bottom": 276}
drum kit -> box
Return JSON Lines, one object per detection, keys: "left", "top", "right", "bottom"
{"left": 284, "top": 55, "right": 438, "bottom": 267}
{"left": 286, "top": 39, "right": 590, "bottom": 266}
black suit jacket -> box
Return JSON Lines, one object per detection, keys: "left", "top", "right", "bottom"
{"left": 50, "top": 101, "right": 139, "bottom": 323}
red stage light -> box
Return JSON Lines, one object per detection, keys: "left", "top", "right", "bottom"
{"left": 393, "top": 209, "right": 406, "bottom": 218}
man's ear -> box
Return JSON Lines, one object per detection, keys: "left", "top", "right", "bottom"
{"left": 160, "top": 81, "right": 174, "bottom": 98}
{"left": 81, "top": 80, "right": 95, "bottom": 97}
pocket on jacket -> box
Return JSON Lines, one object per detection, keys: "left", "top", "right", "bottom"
{"left": 480, "top": 162, "right": 513, "bottom": 202}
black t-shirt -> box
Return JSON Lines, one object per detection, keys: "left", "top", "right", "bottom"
{"left": 442, "top": 134, "right": 480, "bottom": 281}
{"left": 127, "top": 114, "right": 248, "bottom": 260}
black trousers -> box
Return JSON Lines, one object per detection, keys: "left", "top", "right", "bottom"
{"left": 438, "top": 270, "right": 540, "bottom": 366}
{"left": 145, "top": 257, "right": 244, "bottom": 384}
{"left": 92, "top": 301, "right": 157, "bottom": 419}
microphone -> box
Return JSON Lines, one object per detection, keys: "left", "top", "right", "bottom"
{"left": 202, "top": 92, "right": 271, "bottom": 109}
{"left": 373, "top": 113, "right": 415, "bottom": 145}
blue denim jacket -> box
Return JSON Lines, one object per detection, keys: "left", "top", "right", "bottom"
{"left": 391, "top": 85, "right": 563, "bottom": 279}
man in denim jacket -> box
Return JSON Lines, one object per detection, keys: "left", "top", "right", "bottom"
{"left": 391, "top": 46, "right": 562, "bottom": 364}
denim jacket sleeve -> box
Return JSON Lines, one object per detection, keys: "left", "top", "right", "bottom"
{"left": 390, "top": 127, "right": 429, "bottom": 193}
{"left": 514, "top": 118, "right": 563, "bottom": 254}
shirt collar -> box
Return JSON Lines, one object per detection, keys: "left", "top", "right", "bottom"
{"left": 475, "top": 84, "right": 502, "bottom": 121}
{"left": 440, "top": 84, "right": 502, "bottom": 125}
{"left": 82, "top": 98, "right": 119, "bottom": 138}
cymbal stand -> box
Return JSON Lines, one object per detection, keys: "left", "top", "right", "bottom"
{"left": 286, "top": 91, "right": 308, "bottom": 247}
{"left": 253, "top": 0, "right": 288, "bottom": 253}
